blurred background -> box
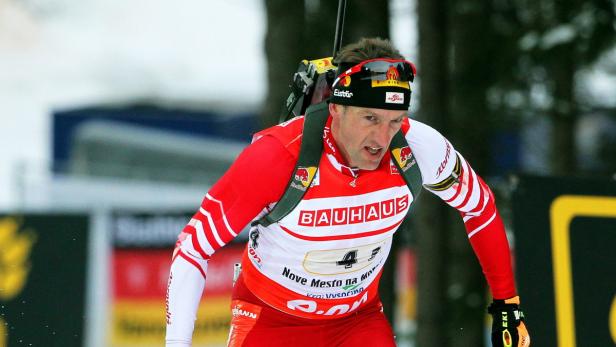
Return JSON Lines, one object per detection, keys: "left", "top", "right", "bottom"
{"left": 0, "top": 0, "right": 615, "bottom": 346}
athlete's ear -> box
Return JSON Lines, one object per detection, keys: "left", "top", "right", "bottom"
{"left": 329, "top": 103, "right": 343, "bottom": 118}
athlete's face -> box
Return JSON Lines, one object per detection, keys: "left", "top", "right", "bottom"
{"left": 330, "top": 103, "right": 406, "bottom": 170}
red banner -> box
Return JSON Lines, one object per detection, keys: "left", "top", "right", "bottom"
{"left": 111, "top": 244, "right": 245, "bottom": 346}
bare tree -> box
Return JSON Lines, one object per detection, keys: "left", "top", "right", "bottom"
{"left": 261, "top": 0, "right": 306, "bottom": 128}
{"left": 415, "top": 0, "right": 450, "bottom": 345}
{"left": 447, "top": 0, "right": 494, "bottom": 344}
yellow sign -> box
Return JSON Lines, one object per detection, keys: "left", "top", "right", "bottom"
{"left": 0, "top": 317, "right": 5, "bottom": 347}
{"left": 111, "top": 298, "right": 231, "bottom": 346}
{"left": 0, "top": 217, "right": 37, "bottom": 347}
{"left": 0, "top": 218, "right": 37, "bottom": 300}
{"left": 610, "top": 295, "right": 616, "bottom": 344}
{"left": 549, "top": 196, "right": 616, "bottom": 347}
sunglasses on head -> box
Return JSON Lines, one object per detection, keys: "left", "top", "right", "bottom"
{"left": 334, "top": 58, "right": 416, "bottom": 87}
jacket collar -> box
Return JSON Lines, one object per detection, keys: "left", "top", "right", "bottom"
{"left": 322, "top": 116, "right": 360, "bottom": 178}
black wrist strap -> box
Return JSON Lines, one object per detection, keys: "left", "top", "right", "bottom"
{"left": 488, "top": 301, "right": 526, "bottom": 329}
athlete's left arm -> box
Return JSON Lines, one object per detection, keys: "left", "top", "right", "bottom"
{"left": 405, "top": 119, "right": 515, "bottom": 299}
{"left": 406, "top": 120, "right": 530, "bottom": 346}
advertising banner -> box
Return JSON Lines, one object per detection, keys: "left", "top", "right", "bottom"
{"left": 109, "top": 212, "right": 244, "bottom": 347}
{"left": 511, "top": 175, "right": 616, "bottom": 347}
{"left": 0, "top": 214, "right": 90, "bottom": 347}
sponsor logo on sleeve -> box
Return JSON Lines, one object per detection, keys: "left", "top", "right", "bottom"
{"left": 436, "top": 140, "right": 452, "bottom": 178}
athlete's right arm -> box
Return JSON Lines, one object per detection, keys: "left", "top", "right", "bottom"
{"left": 165, "top": 134, "right": 296, "bottom": 346}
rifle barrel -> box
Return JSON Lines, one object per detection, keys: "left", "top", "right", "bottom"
{"left": 332, "top": 0, "right": 347, "bottom": 59}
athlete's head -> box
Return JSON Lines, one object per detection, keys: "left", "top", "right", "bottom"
{"left": 329, "top": 37, "right": 416, "bottom": 170}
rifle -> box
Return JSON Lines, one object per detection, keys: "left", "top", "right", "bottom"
{"left": 278, "top": 0, "right": 347, "bottom": 123}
